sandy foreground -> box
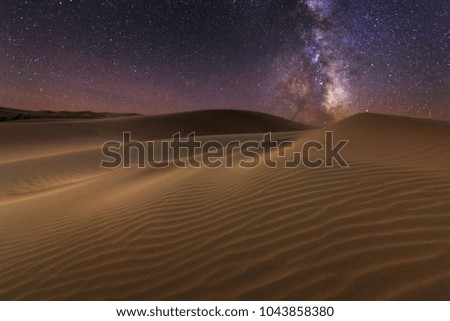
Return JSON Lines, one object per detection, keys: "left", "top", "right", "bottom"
{"left": 0, "top": 110, "right": 449, "bottom": 300}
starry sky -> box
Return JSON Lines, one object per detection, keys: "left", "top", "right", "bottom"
{"left": 1, "top": 0, "right": 449, "bottom": 124}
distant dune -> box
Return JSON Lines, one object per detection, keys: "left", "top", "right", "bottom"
{"left": 0, "top": 106, "right": 137, "bottom": 121}
{"left": 0, "top": 109, "right": 449, "bottom": 300}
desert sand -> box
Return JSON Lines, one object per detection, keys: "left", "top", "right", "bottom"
{"left": 0, "top": 109, "right": 449, "bottom": 300}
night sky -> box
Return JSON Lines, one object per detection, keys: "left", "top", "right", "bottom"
{"left": 1, "top": 0, "right": 449, "bottom": 124}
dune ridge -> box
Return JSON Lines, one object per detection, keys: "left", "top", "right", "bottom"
{"left": 0, "top": 111, "right": 449, "bottom": 300}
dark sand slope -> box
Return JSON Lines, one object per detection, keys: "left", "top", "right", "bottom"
{"left": 0, "top": 111, "right": 449, "bottom": 300}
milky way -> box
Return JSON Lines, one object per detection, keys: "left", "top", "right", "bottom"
{"left": 0, "top": 0, "right": 448, "bottom": 124}
{"left": 269, "top": 0, "right": 354, "bottom": 123}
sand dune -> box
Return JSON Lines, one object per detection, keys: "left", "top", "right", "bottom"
{"left": 0, "top": 109, "right": 310, "bottom": 164}
{"left": 0, "top": 110, "right": 449, "bottom": 300}
{"left": 0, "top": 106, "right": 136, "bottom": 121}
